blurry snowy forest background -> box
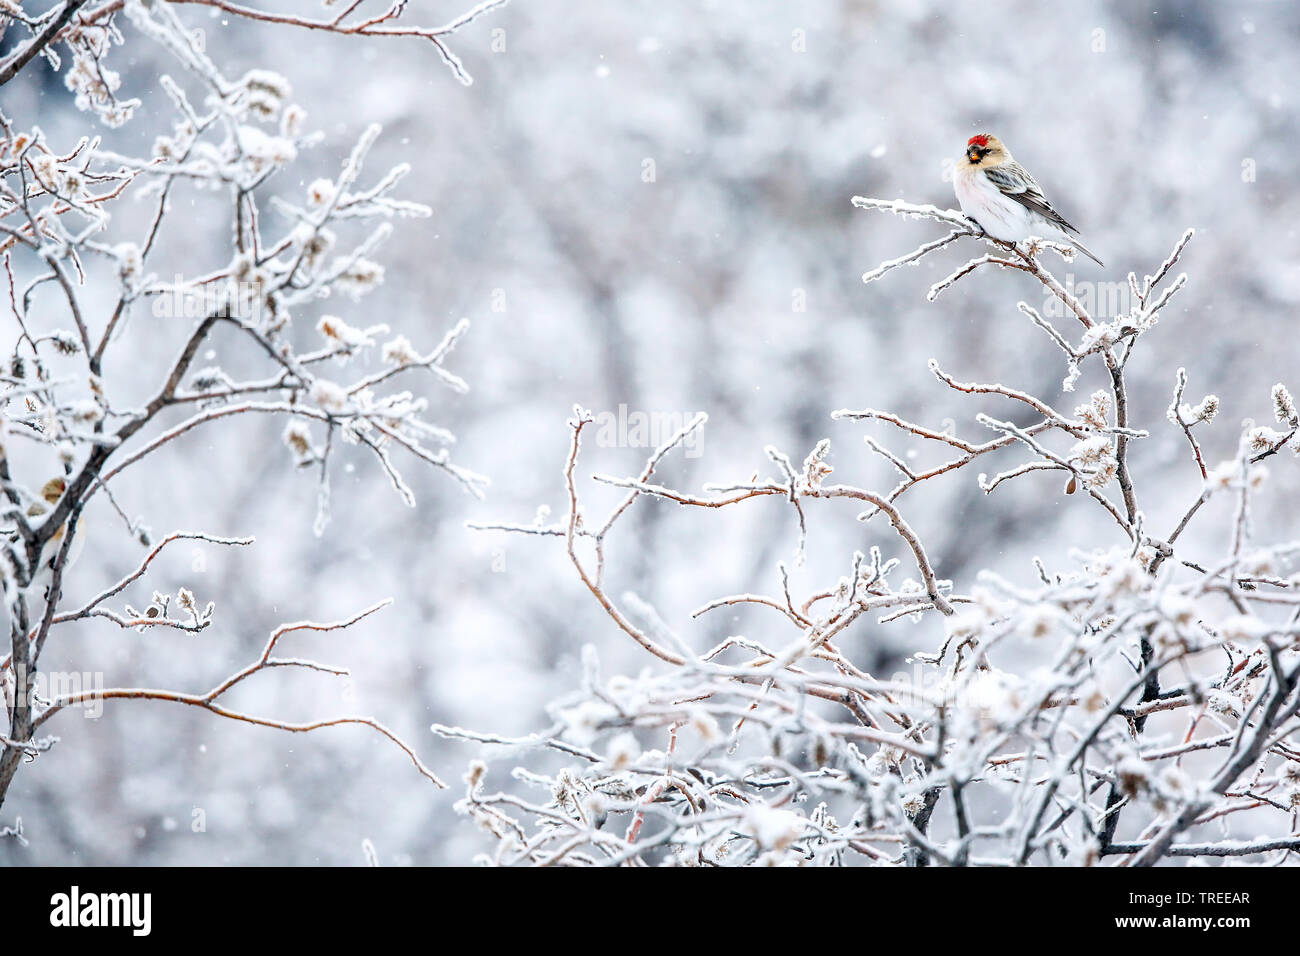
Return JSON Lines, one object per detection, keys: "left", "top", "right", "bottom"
{"left": 3, "top": 0, "right": 1298, "bottom": 864}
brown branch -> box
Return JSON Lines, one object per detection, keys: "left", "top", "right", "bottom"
{"left": 0, "top": 0, "right": 90, "bottom": 87}
{"left": 33, "top": 600, "right": 446, "bottom": 788}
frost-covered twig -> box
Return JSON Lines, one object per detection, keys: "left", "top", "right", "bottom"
{"left": 31, "top": 600, "right": 446, "bottom": 788}
{"left": 451, "top": 200, "right": 1299, "bottom": 867}
{"left": 0, "top": 0, "right": 495, "bottom": 813}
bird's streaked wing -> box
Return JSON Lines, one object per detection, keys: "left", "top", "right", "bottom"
{"left": 984, "top": 161, "right": 1078, "bottom": 234}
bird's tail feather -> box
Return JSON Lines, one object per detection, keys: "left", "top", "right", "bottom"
{"left": 1065, "top": 234, "right": 1104, "bottom": 267}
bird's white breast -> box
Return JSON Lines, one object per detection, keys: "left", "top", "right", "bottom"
{"left": 953, "top": 164, "right": 1037, "bottom": 242}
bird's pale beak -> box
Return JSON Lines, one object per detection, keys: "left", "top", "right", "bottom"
{"left": 966, "top": 148, "right": 980, "bottom": 163}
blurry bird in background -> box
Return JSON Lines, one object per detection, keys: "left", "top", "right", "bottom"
{"left": 1, "top": 477, "right": 82, "bottom": 715}
{"left": 30, "top": 476, "right": 85, "bottom": 573}
{"left": 6, "top": 477, "right": 86, "bottom": 605}
{"left": 953, "top": 133, "right": 1104, "bottom": 267}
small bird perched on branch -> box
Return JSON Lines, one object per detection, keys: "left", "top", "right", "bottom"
{"left": 2, "top": 476, "right": 84, "bottom": 619}
{"left": 954, "top": 133, "right": 1104, "bottom": 267}
{"left": 12, "top": 477, "right": 86, "bottom": 598}
{"left": 29, "top": 476, "right": 85, "bottom": 573}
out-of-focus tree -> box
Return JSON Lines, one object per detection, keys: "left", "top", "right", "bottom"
{"left": 0, "top": 0, "right": 505, "bottom": 822}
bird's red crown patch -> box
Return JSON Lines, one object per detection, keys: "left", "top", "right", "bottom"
{"left": 967, "top": 134, "right": 991, "bottom": 148}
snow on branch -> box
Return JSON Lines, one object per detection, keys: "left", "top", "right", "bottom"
{"left": 0, "top": 0, "right": 497, "bottom": 814}
{"left": 451, "top": 201, "right": 1300, "bottom": 866}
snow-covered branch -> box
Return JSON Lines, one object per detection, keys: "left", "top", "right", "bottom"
{"left": 453, "top": 202, "right": 1300, "bottom": 867}
{"left": 0, "top": 0, "right": 502, "bottom": 812}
